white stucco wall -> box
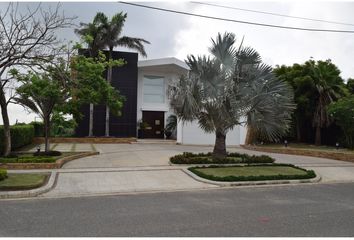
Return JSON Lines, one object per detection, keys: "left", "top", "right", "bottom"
{"left": 137, "top": 68, "right": 183, "bottom": 133}
{"left": 177, "top": 120, "right": 245, "bottom": 146}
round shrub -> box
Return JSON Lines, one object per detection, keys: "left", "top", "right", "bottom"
{"left": 0, "top": 169, "right": 7, "bottom": 181}
{"left": 33, "top": 150, "right": 62, "bottom": 157}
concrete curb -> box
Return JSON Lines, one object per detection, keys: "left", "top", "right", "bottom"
{"left": 0, "top": 172, "right": 57, "bottom": 199}
{"left": 182, "top": 168, "right": 322, "bottom": 187}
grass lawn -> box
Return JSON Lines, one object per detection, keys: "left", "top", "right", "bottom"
{"left": 0, "top": 173, "right": 48, "bottom": 191}
{"left": 196, "top": 166, "right": 308, "bottom": 177}
{"left": 189, "top": 164, "right": 316, "bottom": 182}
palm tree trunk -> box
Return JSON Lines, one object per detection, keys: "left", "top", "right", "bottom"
{"left": 44, "top": 116, "right": 50, "bottom": 152}
{"left": 105, "top": 48, "right": 113, "bottom": 137}
{"left": 315, "top": 126, "right": 321, "bottom": 146}
{"left": 245, "top": 126, "right": 256, "bottom": 145}
{"left": 89, "top": 103, "right": 94, "bottom": 137}
{"left": 213, "top": 130, "right": 227, "bottom": 159}
{"left": 0, "top": 90, "right": 11, "bottom": 156}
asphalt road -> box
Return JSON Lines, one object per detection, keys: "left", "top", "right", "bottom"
{"left": 1, "top": 182, "right": 354, "bottom": 237}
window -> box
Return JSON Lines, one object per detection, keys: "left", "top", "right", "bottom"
{"left": 143, "top": 76, "right": 165, "bottom": 103}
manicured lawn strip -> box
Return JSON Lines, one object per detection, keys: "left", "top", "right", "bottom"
{"left": 0, "top": 169, "right": 7, "bottom": 180}
{"left": 170, "top": 152, "right": 275, "bottom": 164}
{"left": 188, "top": 164, "right": 316, "bottom": 182}
{"left": 0, "top": 152, "right": 81, "bottom": 164}
{"left": 0, "top": 173, "right": 48, "bottom": 191}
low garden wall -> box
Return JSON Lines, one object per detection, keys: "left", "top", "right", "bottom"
{"left": 242, "top": 145, "right": 354, "bottom": 163}
{"left": 32, "top": 137, "right": 136, "bottom": 144}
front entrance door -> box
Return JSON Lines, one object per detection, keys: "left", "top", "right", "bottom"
{"left": 142, "top": 111, "right": 164, "bottom": 139}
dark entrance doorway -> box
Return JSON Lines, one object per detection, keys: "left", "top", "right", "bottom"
{"left": 142, "top": 111, "right": 165, "bottom": 139}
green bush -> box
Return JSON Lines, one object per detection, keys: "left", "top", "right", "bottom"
{"left": 0, "top": 156, "right": 56, "bottom": 163}
{"left": 33, "top": 150, "right": 62, "bottom": 157}
{"left": 0, "top": 169, "right": 7, "bottom": 181}
{"left": 170, "top": 152, "right": 275, "bottom": 164}
{"left": 188, "top": 164, "right": 316, "bottom": 182}
{"left": 0, "top": 124, "right": 34, "bottom": 154}
{"left": 30, "top": 121, "right": 44, "bottom": 137}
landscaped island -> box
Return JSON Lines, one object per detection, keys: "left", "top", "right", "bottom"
{"left": 170, "top": 152, "right": 316, "bottom": 182}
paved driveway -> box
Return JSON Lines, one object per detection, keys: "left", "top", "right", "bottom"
{"left": 22, "top": 142, "right": 354, "bottom": 198}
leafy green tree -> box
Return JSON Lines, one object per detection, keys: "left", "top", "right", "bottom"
{"left": 307, "top": 60, "right": 347, "bottom": 145}
{"left": 328, "top": 96, "right": 354, "bottom": 149}
{"left": 78, "top": 12, "right": 150, "bottom": 136}
{"left": 12, "top": 51, "right": 125, "bottom": 152}
{"left": 170, "top": 32, "right": 294, "bottom": 159}
{"left": 274, "top": 59, "right": 347, "bottom": 145}
{"left": 346, "top": 78, "right": 354, "bottom": 94}
{"left": 13, "top": 68, "right": 68, "bottom": 152}
{"left": 75, "top": 14, "right": 107, "bottom": 136}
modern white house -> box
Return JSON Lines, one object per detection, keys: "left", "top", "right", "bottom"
{"left": 75, "top": 51, "right": 246, "bottom": 146}
{"left": 137, "top": 57, "right": 247, "bottom": 146}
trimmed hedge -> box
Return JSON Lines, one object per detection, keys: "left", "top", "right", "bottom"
{"left": 30, "top": 121, "right": 44, "bottom": 137}
{"left": 0, "top": 156, "right": 56, "bottom": 163}
{"left": 0, "top": 168, "right": 7, "bottom": 181}
{"left": 188, "top": 164, "right": 316, "bottom": 182}
{"left": 170, "top": 152, "right": 275, "bottom": 164}
{"left": 0, "top": 124, "right": 34, "bottom": 154}
{"left": 33, "top": 151, "right": 62, "bottom": 157}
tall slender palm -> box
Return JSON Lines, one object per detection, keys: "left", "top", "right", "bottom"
{"left": 94, "top": 12, "right": 150, "bottom": 136}
{"left": 169, "top": 32, "right": 294, "bottom": 159}
{"left": 75, "top": 15, "right": 106, "bottom": 137}
{"left": 308, "top": 60, "right": 346, "bottom": 145}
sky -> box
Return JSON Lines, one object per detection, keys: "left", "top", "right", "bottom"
{"left": 1, "top": 0, "right": 354, "bottom": 124}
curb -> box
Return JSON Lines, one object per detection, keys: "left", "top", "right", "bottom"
{"left": 182, "top": 168, "right": 322, "bottom": 187}
{"left": 0, "top": 172, "right": 58, "bottom": 199}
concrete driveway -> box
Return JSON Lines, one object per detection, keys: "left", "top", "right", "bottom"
{"left": 21, "top": 142, "right": 354, "bottom": 198}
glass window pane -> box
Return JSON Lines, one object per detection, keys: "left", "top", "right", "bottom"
{"left": 143, "top": 76, "right": 165, "bottom": 103}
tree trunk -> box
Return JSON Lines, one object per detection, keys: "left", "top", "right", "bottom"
{"left": 212, "top": 131, "right": 227, "bottom": 159}
{"left": 44, "top": 116, "right": 50, "bottom": 152}
{"left": 245, "top": 127, "right": 256, "bottom": 145}
{"left": 296, "top": 119, "right": 302, "bottom": 142}
{"left": 88, "top": 103, "right": 94, "bottom": 137}
{"left": 0, "top": 90, "right": 11, "bottom": 156}
{"left": 105, "top": 49, "right": 113, "bottom": 137}
{"left": 315, "top": 126, "right": 321, "bottom": 146}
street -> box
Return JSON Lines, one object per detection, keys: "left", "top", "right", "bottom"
{"left": 1, "top": 182, "right": 354, "bottom": 237}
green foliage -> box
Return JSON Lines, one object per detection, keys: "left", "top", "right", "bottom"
{"left": 170, "top": 32, "right": 294, "bottom": 157}
{"left": 188, "top": 164, "right": 316, "bottom": 182}
{"left": 0, "top": 124, "right": 34, "bottom": 154}
{"left": 0, "top": 169, "right": 7, "bottom": 181}
{"left": 33, "top": 150, "right": 62, "bottom": 157}
{"left": 328, "top": 96, "right": 354, "bottom": 149}
{"left": 274, "top": 59, "right": 347, "bottom": 144}
{"left": 30, "top": 121, "right": 44, "bottom": 137}
{"left": 0, "top": 156, "right": 56, "bottom": 163}
{"left": 165, "top": 114, "right": 177, "bottom": 133}
{"left": 346, "top": 78, "right": 354, "bottom": 94}
{"left": 50, "top": 112, "right": 76, "bottom": 137}
{"left": 170, "top": 152, "right": 275, "bottom": 164}
{"left": 70, "top": 52, "right": 126, "bottom": 118}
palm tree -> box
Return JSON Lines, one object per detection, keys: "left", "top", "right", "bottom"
{"left": 308, "top": 59, "right": 346, "bottom": 145}
{"left": 93, "top": 12, "right": 150, "bottom": 136}
{"left": 75, "top": 15, "right": 106, "bottom": 137}
{"left": 169, "top": 32, "right": 294, "bottom": 159}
